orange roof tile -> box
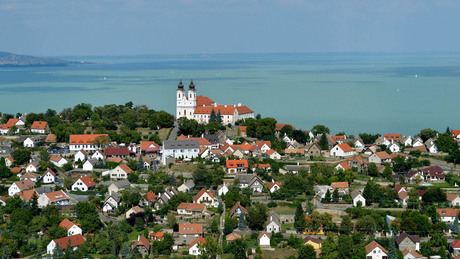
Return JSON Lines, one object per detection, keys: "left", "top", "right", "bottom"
{"left": 196, "top": 95, "right": 215, "bottom": 106}
{"left": 452, "top": 130, "right": 460, "bottom": 138}
{"left": 376, "top": 151, "right": 391, "bottom": 160}
{"left": 332, "top": 135, "right": 346, "bottom": 141}
{"left": 402, "top": 250, "right": 422, "bottom": 258}
{"left": 437, "top": 208, "right": 460, "bottom": 217}
{"left": 0, "top": 118, "right": 20, "bottom": 129}
{"left": 59, "top": 218, "right": 76, "bottom": 231}
{"left": 18, "top": 189, "right": 38, "bottom": 202}
{"left": 30, "top": 121, "right": 48, "bottom": 130}
{"left": 177, "top": 202, "right": 206, "bottom": 211}
{"left": 45, "top": 190, "right": 68, "bottom": 202}
{"left": 338, "top": 162, "right": 352, "bottom": 170}
{"left": 348, "top": 156, "right": 367, "bottom": 165}
{"left": 275, "top": 123, "right": 295, "bottom": 131}
{"left": 447, "top": 193, "right": 459, "bottom": 202}
{"left": 365, "top": 241, "right": 387, "bottom": 254}
{"left": 226, "top": 160, "right": 248, "bottom": 168}
{"left": 267, "top": 181, "right": 281, "bottom": 190}
{"left": 11, "top": 167, "right": 22, "bottom": 173}
{"left": 13, "top": 179, "right": 35, "bottom": 191}
{"left": 133, "top": 235, "right": 150, "bottom": 250}
{"left": 140, "top": 141, "right": 159, "bottom": 151}
{"left": 118, "top": 164, "right": 133, "bottom": 174}
{"left": 450, "top": 239, "right": 460, "bottom": 249}
{"left": 331, "top": 182, "right": 349, "bottom": 189}
{"left": 144, "top": 191, "right": 157, "bottom": 202}
{"left": 256, "top": 140, "right": 271, "bottom": 148}
{"left": 179, "top": 223, "right": 203, "bottom": 234}
{"left": 53, "top": 234, "right": 85, "bottom": 249}
{"left": 265, "top": 149, "right": 276, "bottom": 156}
{"left": 258, "top": 231, "right": 270, "bottom": 240}
{"left": 193, "top": 188, "right": 214, "bottom": 201}
{"left": 78, "top": 176, "right": 96, "bottom": 188}
{"left": 229, "top": 202, "right": 248, "bottom": 216}
{"left": 254, "top": 163, "right": 271, "bottom": 169}
{"left": 337, "top": 143, "right": 353, "bottom": 152}
{"left": 384, "top": 134, "right": 402, "bottom": 141}
{"left": 69, "top": 134, "right": 108, "bottom": 145}
{"left": 107, "top": 157, "right": 122, "bottom": 163}
{"left": 226, "top": 233, "right": 242, "bottom": 241}
{"left": 50, "top": 154, "right": 64, "bottom": 163}
{"left": 239, "top": 126, "right": 247, "bottom": 132}
{"left": 45, "top": 134, "right": 57, "bottom": 143}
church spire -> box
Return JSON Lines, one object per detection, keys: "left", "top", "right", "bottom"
{"left": 189, "top": 79, "right": 195, "bottom": 90}
{"left": 177, "top": 80, "right": 184, "bottom": 90}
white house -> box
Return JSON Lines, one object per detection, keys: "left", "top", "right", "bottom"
{"left": 351, "top": 189, "right": 366, "bottom": 207}
{"left": 30, "top": 121, "right": 49, "bottom": 134}
{"left": 189, "top": 236, "right": 206, "bottom": 256}
{"left": 388, "top": 143, "right": 401, "bottom": 153}
{"left": 5, "top": 156, "right": 14, "bottom": 168}
{"left": 258, "top": 231, "right": 270, "bottom": 247}
{"left": 266, "top": 212, "right": 281, "bottom": 233}
{"left": 50, "top": 155, "right": 68, "bottom": 167}
{"left": 161, "top": 139, "right": 200, "bottom": 165}
{"left": 426, "top": 142, "right": 438, "bottom": 154}
{"left": 47, "top": 234, "right": 85, "bottom": 255}
{"left": 74, "top": 149, "right": 88, "bottom": 162}
{"left": 402, "top": 136, "right": 412, "bottom": 147}
{"left": 71, "top": 176, "right": 96, "bottom": 192}
{"left": 25, "top": 163, "right": 39, "bottom": 173}
{"left": 82, "top": 160, "right": 94, "bottom": 171}
{"left": 178, "top": 180, "right": 195, "bottom": 193}
{"left": 354, "top": 138, "right": 365, "bottom": 148}
{"left": 91, "top": 149, "right": 104, "bottom": 160}
{"left": 108, "top": 164, "right": 133, "bottom": 180}
{"left": 8, "top": 179, "right": 35, "bottom": 196}
{"left": 267, "top": 181, "right": 281, "bottom": 193}
{"left": 218, "top": 183, "right": 229, "bottom": 196}
{"left": 20, "top": 172, "right": 41, "bottom": 182}
{"left": 69, "top": 134, "right": 108, "bottom": 152}
{"left": 330, "top": 143, "right": 354, "bottom": 157}
{"left": 23, "top": 137, "right": 35, "bottom": 148}
{"left": 447, "top": 194, "right": 460, "bottom": 206}
{"left": 42, "top": 169, "right": 57, "bottom": 184}
{"left": 59, "top": 218, "right": 83, "bottom": 236}
{"left": 412, "top": 138, "right": 424, "bottom": 147}
{"left": 256, "top": 141, "right": 272, "bottom": 153}
{"left": 437, "top": 208, "right": 460, "bottom": 223}
{"left": 264, "top": 149, "right": 281, "bottom": 160}
{"left": 0, "top": 118, "right": 25, "bottom": 135}
{"left": 103, "top": 192, "right": 121, "bottom": 212}
{"left": 38, "top": 190, "right": 70, "bottom": 208}
{"left": 365, "top": 241, "right": 388, "bottom": 259}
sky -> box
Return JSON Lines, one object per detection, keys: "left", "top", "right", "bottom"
{"left": 1, "top": 0, "right": 459, "bottom": 56}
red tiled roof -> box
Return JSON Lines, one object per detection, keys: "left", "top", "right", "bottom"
{"left": 452, "top": 130, "right": 460, "bottom": 138}
{"left": 447, "top": 193, "right": 459, "bottom": 202}
{"left": 20, "top": 172, "right": 40, "bottom": 180}
{"left": 69, "top": 134, "right": 108, "bottom": 145}
{"left": 140, "top": 141, "right": 159, "bottom": 151}
{"left": 11, "top": 167, "right": 22, "bottom": 173}
{"left": 45, "top": 190, "right": 68, "bottom": 202}
{"left": 118, "top": 164, "right": 133, "bottom": 174}
{"left": 194, "top": 105, "right": 253, "bottom": 115}
{"left": 0, "top": 118, "right": 20, "bottom": 130}
{"left": 104, "top": 148, "right": 129, "bottom": 156}
{"left": 285, "top": 148, "right": 305, "bottom": 154}
{"left": 226, "top": 160, "right": 248, "bottom": 169}
{"left": 13, "top": 179, "right": 35, "bottom": 191}
{"left": 193, "top": 188, "right": 214, "bottom": 201}
{"left": 348, "top": 156, "right": 367, "bottom": 165}
{"left": 254, "top": 163, "right": 271, "bottom": 169}
{"left": 384, "top": 134, "right": 402, "bottom": 141}
{"left": 144, "top": 191, "right": 157, "bottom": 202}
{"left": 59, "top": 218, "right": 76, "bottom": 231}
{"left": 338, "top": 161, "right": 352, "bottom": 170}
{"left": 337, "top": 143, "right": 353, "bottom": 152}
{"left": 177, "top": 202, "right": 206, "bottom": 211}
{"left": 187, "top": 137, "right": 211, "bottom": 146}
{"left": 18, "top": 189, "right": 38, "bottom": 202}
{"left": 179, "top": 223, "right": 203, "bottom": 234}
{"left": 239, "top": 126, "right": 247, "bottom": 132}
{"left": 437, "top": 208, "right": 460, "bottom": 218}
{"left": 226, "top": 233, "right": 241, "bottom": 241}
{"left": 78, "top": 176, "right": 96, "bottom": 188}
{"left": 30, "top": 121, "right": 48, "bottom": 130}
{"left": 53, "top": 234, "right": 85, "bottom": 250}
{"left": 258, "top": 231, "right": 270, "bottom": 240}
{"left": 196, "top": 95, "right": 215, "bottom": 106}
{"left": 402, "top": 250, "right": 422, "bottom": 258}
{"left": 331, "top": 182, "right": 349, "bottom": 189}
{"left": 45, "top": 134, "right": 57, "bottom": 143}
{"left": 107, "top": 157, "right": 122, "bottom": 163}
{"left": 450, "top": 239, "right": 460, "bottom": 249}
{"left": 375, "top": 151, "right": 391, "bottom": 160}
{"left": 6, "top": 156, "right": 14, "bottom": 163}
{"left": 133, "top": 235, "right": 150, "bottom": 250}
{"left": 267, "top": 181, "right": 281, "bottom": 190}
{"left": 275, "top": 123, "right": 295, "bottom": 131}
{"left": 50, "top": 154, "right": 64, "bottom": 163}
{"left": 365, "top": 241, "right": 387, "bottom": 254}
{"left": 229, "top": 202, "right": 248, "bottom": 217}
{"left": 256, "top": 140, "right": 272, "bottom": 148}
{"left": 332, "top": 135, "right": 346, "bottom": 141}
{"left": 189, "top": 236, "right": 206, "bottom": 249}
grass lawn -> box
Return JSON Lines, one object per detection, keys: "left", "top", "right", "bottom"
{"left": 262, "top": 248, "right": 298, "bottom": 259}
{"left": 128, "top": 228, "right": 146, "bottom": 241}
{"left": 171, "top": 164, "right": 199, "bottom": 173}
{"left": 281, "top": 223, "right": 294, "bottom": 231}
{"left": 273, "top": 206, "right": 296, "bottom": 215}
{"left": 432, "top": 182, "right": 454, "bottom": 188}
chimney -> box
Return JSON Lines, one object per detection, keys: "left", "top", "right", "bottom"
{"left": 224, "top": 105, "right": 227, "bottom": 107}
{"left": 297, "top": 162, "right": 300, "bottom": 166}
{"left": 238, "top": 103, "right": 241, "bottom": 106}
{"left": 233, "top": 104, "right": 236, "bottom": 107}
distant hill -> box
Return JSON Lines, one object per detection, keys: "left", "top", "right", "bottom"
{"left": 0, "top": 51, "right": 82, "bottom": 67}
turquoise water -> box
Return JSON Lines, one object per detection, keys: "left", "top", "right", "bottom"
{"left": 1, "top": 53, "right": 459, "bottom": 136}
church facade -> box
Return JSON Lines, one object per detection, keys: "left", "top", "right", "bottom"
{"left": 176, "top": 80, "right": 254, "bottom": 125}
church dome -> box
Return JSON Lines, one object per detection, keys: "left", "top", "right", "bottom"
{"left": 177, "top": 80, "right": 184, "bottom": 90}
{"left": 189, "top": 80, "right": 196, "bottom": 90}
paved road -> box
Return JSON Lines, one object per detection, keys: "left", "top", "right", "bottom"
{"left": 168, "top": 121, "right": 179, "bottom": 141}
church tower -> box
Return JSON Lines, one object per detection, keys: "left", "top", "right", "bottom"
{"left": 176, "top": 80, "right": 197, "bottom": 120}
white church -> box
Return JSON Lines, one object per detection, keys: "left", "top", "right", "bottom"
{"left": 176, "top": 80, "right": 254, "bottom": 125}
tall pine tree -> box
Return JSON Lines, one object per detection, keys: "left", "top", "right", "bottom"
{"left": 294, "top": 203, "right": 305, "bottom": 233}
{"left": 453, "top": 217, "right": 460, "bottom": 234}
{"left": 388, "top": 237, "right": 397, "bottom": 259}
{"left": 238, "top": 213, "right": 246, "bottom": 230}
{"left": 216, "top": 109, "right": 222, "bottom": 125}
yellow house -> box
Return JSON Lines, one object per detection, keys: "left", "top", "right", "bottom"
{"left": 193, "top": 188, "right": 215, "bottom": 207}
{"left": 232, "top": 149, "right": 245, "bottom": 159}
{"left": 303, "top": 236, "right": 322, "bottom": 249}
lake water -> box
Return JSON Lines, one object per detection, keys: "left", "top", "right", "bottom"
{"left": 1, "top": 52, "right": 459, "bottom": 136}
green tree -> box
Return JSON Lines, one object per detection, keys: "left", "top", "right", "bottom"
{"left": 367, "top": 163, "right": 379, "bottom": 176}
{"left": 435, "top": 133, "right": 458, "bottom": 153}
{"left": 136, "top": 155, "right": 145, "bottom": 173}
{"left": 388, "top": 237, "right": 397, "bottom": 259}
{"left": 298, "top": 244, "right": 316, "bottom": 259}
{"left": 332, "top": 188, "right": 339, "bottom": 203}
{"left": 319, "top": 133, "right": 329, "bottom": 150}
{"left": 453, "top": 217, "right": 460, "bottom": 234}
{"left": 238, "top": 212, "right": 247, "bottom": 230}
{"left": 294, "top": 203, "right": 306, "bottom": 233}
{"left": 40, "top": 149, "right": 50, "bottom": 162}
{"left": 324, "top": 189, "right": 331, "bottom": 203}
{"left": 320, "top": 235, "right": 338, "bottom": 259}
{"left": 420, "top": 128, "right": 438, "bottom": 142}
{"left": 311, "top": 125, "right": 330, "bottom": 136}
{"left": 422, "top": 187, "right": 446, "bottom": 204}
{"left": 11, "top": 148, "right": 32, "bottom": 165}
{"left": 340, "top": 215, "right": 353, "bottom": 234}
{"left": 199, "top": 236, "right": 222, "bottom": 259}
{"left": 211, "top": 217, "right": 219, "bottom": 234}
{"left": 225, "top": 238, "right": 247, "bottom": 259}
{"left": 356, "top": 215, "right": 376, "bottom": 235}
{"left": 383, "top": 166, "right": 392, "bottom": 179}
{"left": 246, "top": 203, "right": 268, "bottom": 230}
{"left": 338, "top": 235, "right": 353, "bottom": 259}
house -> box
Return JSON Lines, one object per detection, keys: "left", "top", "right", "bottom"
{"left": 234, "top": 174, "right": 264, "bottom": 193}
{"left": 178, "top": 223, "right": 203, "bottom": 245}
{"left": 103, "top": 192, "right": 121, "bottom": 212}
{"left": 395, "top": 185, "right": 407, "bottom": 194}
{"left": 226, "top": 160, "right": 249, "bottom": 174}
{"left": 229, "top": 202, "right": 248, "bottom": 218}
{"left": 397, "top": 191, "right": 409, "bottom": 207}
{"left": 266, "top": 211, "right": 281, "bottom": 233}
{"left": 253, "top": 163, "right": 271, "bottom": 172}
{"left": 193, "top": 188, "right": 216, "bottom": 207}
{"left": 132, "top": 235, "right": 150, "bottom": 257}
{"left": 437, "top": 208, "right": 460, "bottom": 223}
{"left": 140, "top": 141, "right": 160, "bottom": 154}
{"left": 20, "top": 135, "right": 47, "bottom": 148}
{"left": 258, "top": 231, "right": 270, "bottom": 247}
{"left": 161, "top": 139, "right": 200, "bottom": 165}
{"left": 412, "top": 137, "right": 424, "bottom": 147}
{"left": 388, "top": 142, "right": 401, "bottom": 153}
{"left": 264, "top": 149, "right": 281, "bottom": 160}
{"left": 354, "top": 138, "right": 365, "bottom": 148}
{"left": 139, "top": 191, "right": 157, "bottom": 207}
{"left": 217, "top": 183, "right": 229, "bottom": 196}
{"left": 189, "top": 236, "right": 206, "bottom": 256}
{"left": 150, "top": 231, "right": 165, "bottom": 241}
{"left": 91, "top": 149, "right": 104, "bottom": 160}
{"left": 426, "top": 141, "right": 438, "bottom": 154}
{"left": 38, "top": 190, "right": 70, "bottom": 208}
{"left": 74, "top": 149, "right": 88, "bottom": 162}
{"left": 25, "top": 162, "right": 39, "bottom": 173}
{"left": 108, "top": 180, "right": 131, "bottom": 193}
{"left": 59, "top": 219, "right": 83, "bottom": 236}
{"left": 331, "top": 182, "right": 349, "bottom": 193}
{"left": 336, "top": 161, "right": 352, "bottom": 171}
{"left": 285, "top": 148, "right": 305, "bottom": 156}
{"left": 449, "top": 239, "right": 460, "bottom": 256}
{"left": 351, "top": 189, "right": 366, "bottom": 207}
{"left": 104, "top": 148, "right": 130, "bottom": 158}
{"left": 401, "top": 136, "right": 412, "bottom": 147}
{"left": 369, "top": 151, "right": 392, "bottom": 164}
{"left": 375, "top": 136, "right": 390, "bottom": 146}
{"left": 71, "top": 176, "right": 96, "bottom": 192}
{"left": 45, "top": 134, "right": 57, "bottom": 144}
{"left": 30, "top": 121, "right": 49, "bottom": 134}
{"left": 178, "top": 179, "right": 195, "bottom": 193}
{"left": 384, "top": 133, "right": 402, "bottom": 142}
{"left": 447, "top": 193, "right": 460, "bottom": 206}
{"left": 5, "top": 156, "right": 14, "bottom": 168}
{"left": 314, "top": 185, "right": 333, "bottom": 200}
{"left": 330, "top": 143, "right": 354, "bottom": 157}
{"left": 347, "top": 156, "right": 368, "bottom": 173}
{"left": 303, "top": 236, "right": 322, "bottom": 249}
{"left": 47, "top": 234, "right": 85, "bottom": 255}
{"left": 365, "top": 241, "right": 388, "bottom": 259}
{"left": 9, "top": 179, "right": 35, "bottom": 196}
{"left": 256, "top": 141, "right": 272, "bottom": 153}
{"left": 82, "top": 160, "right": 94, "bottom": 171}
{"left": 305, "top": 143, "right": 322, "bottom": 157}
{"left": 50, "top": 155, "right": 68, "bottom": 167}
{"left": 20, "top": 172, "right": 41, "bottom": 182}
{"left": 177, "top": 202, "right": 206, "bottom": 215}
{"left": 267, "top": 180, "right": 281, "bottom": 193}
{"left": 285, "top": 164, "right": 310, "bottom": 174}
{"left": 402, "top": 250, "right": 423, "bottom": 259}
{"left": 226, "top": 233, "right": 242, "bottom": 242}
{"left": 395, "top": 232, "right": 420, "bottom": 251}
{"left": 109, "top": 164, "right": 133, "bottom": 180}
{"left": 69, "top": 134, "right": 108, "bottom": 152}
{"left": 0, "top": 118, "right": 25, "bottom": 134}
{"left": 18, "top": 189, "right": 39, "bottom": 202}
{"left": 126, "top": 206, "right": 145, "bottom": 218}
